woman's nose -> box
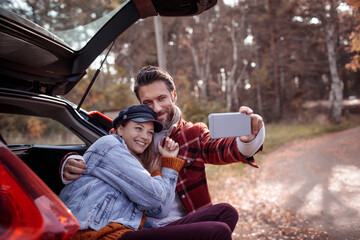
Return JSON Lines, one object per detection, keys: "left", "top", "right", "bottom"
{"left": 141, "top": 131, "right": 151, "bottom": 141}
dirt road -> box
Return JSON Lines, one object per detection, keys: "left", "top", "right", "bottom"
{"left": 210, "top": 126, "right": 360, "bottom": 240}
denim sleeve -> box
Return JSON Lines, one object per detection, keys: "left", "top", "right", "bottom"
{"left": 143, "top": 168, "right": 178, "bottom": 218}
{"left": 87, "top": 141, "right": 179, "bottom": 211}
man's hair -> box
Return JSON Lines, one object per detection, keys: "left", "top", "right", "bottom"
{"left": 134, "top": 66, "right": 176, "bottom": 101}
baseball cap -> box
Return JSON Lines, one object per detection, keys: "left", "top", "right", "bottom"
{"left": 113, "top": 105, "right": 163, "bottom": 132}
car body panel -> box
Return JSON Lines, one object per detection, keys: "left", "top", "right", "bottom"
{"left": 0, "top": 141, "right": 80, "bottom": 239}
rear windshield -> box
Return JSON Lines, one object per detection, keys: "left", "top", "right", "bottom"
{"left": 1, "top": 0, "right": 129, "bottom": 50}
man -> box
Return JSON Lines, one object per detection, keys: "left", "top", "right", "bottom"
{"left": 61, "top": 65, "right": 264, "bottom": 231}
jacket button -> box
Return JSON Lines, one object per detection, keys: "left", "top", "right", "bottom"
{"left": 134, "top": 209, "right": 139, "bottom": 213}
{"left": 181, "top": 194, "right": 185, "bottom": 199}
{"left": 187, "top": 160, "right": 190, "bottom": 164}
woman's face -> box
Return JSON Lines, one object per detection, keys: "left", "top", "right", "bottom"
{"left": 116, "top": 120, "right": 154, "bottom": 155}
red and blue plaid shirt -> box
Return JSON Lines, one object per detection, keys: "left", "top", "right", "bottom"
{"left": 169, "top": 118, "right": 260, "bottom": 213}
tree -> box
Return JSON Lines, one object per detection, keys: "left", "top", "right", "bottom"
{"left": 268, "top": 0, "right": 282, "bottom": 119}
{"left": 180, "top": 13, "right": 214, "bottom": 101}
{"left": 345, "top": 0, "right": 360, "bottom": 71}
{"left": 154, "top": 16, "right": 167, "bottom": 69}
{"left": 306, "top": 0, "right": 343, "bottom": 124}
{"left": 324, "top": 0, "right": 343, "bottom": 124}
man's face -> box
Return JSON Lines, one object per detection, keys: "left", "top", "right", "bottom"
{"left": 138, "top": 80, "right": 176, "bottom": 130}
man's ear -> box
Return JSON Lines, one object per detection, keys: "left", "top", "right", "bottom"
{"left": 172, "top": 90, "right": 177, "bottom": 103}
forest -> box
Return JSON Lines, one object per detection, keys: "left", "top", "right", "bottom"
{"left": 2, "top": 0, "right": 360, "bottom": 127}
{"left": 62, "top": 0, "right": 360, "bottom": 126}
{"left": 2, "top": 1, "right": 360, "bottom": 238}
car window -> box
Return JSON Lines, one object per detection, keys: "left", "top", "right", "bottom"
{"left": 0, "top": 113, "right": 84, "bottom": 145}
{"left": 1, "top": 0, "right": 130, "bottom": 50}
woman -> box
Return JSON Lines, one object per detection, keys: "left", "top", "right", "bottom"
{"left": 59, "top": 105, "right": 184, "bottom": 239}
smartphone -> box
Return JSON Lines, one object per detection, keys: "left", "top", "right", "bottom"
{"left": 208, "top": 112, "right": 251, "bottom": 139}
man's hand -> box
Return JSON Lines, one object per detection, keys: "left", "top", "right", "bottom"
{"left": 239, "top": 106, "right": 263, "bottom": 143}
{"left": 63, "top": 157, "right": 87, "bottom": 182}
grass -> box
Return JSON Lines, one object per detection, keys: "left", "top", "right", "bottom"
{"left": 206, "top": 114, "right": 360, "bottom": 178}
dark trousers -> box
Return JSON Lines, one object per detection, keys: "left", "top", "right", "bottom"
{"left": 122, "top": 203, "right": 238, "bottom": 240}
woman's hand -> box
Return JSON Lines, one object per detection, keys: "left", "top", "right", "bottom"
{"left": 158, "top": 137, "right": 179, "bottom": 158}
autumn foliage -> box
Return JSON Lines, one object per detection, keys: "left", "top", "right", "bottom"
{"left": 345, "top": 0, "right": 360, "bottom": 71}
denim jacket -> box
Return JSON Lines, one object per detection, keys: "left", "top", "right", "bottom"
{"left": 59, "top": 134, "right": 180, "bottom": 231}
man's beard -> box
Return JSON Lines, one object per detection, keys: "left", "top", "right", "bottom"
{"left": 160, "top": 107, "right": 175, "bottom": 130}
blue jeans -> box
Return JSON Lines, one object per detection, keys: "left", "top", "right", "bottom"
{"left": 122, "top": 203, "right": 238, "bottom": 240}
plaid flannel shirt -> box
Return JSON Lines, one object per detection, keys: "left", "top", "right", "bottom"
{"left": 169, "top": 117, "right": 260, "bottom": 214}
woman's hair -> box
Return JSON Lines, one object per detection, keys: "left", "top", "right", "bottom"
{"left": 134, "top": 66, "right": 176, "bottom": 102}
{"left": 116, "top": 121, "right": 156, "bottom": 172}
{"left": 139, "top": 141, "right": 156, "bottom": 171}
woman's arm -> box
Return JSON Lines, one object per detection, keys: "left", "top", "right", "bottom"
{"left": 89, "top": 136, "right": 183, "bottom": 211}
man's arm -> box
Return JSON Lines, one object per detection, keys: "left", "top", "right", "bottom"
{"left": 60, "top": 129, "right": 116, "bottom": 183}
{"left": 197, "top": 106, "right": 264, "bottom": 167}
{"left": 59, "top": 152, "right": 87, "bottom": 184}
{"left": 237, "top": 123, "right": 265, "bottom": 157}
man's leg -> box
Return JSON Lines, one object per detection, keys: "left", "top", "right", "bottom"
{"left": 122, "top": 203, "right": 237, "bottom": 240}
{"left": 167, "top": 203, "right": 238, "bottom": 232}
{"left": 122, "top": 221, "right": 231, "bottom": 240}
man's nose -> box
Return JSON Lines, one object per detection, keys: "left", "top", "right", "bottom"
{"left": 153, "top": 101, "right": 162, "bottom": 113}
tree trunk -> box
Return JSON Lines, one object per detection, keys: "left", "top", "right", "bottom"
{"left": 226, "top": 20, "right": 238, "bottom": 110}
{"left": 189, "top": 44, "right": 210, "bottom": 101}
{"left": 154, "top": 16, "right": 166, "bottom": 69}
{"left": 325, "top": 0, "right": 342, "bottom": 124}
{"left": 255, "top": 48, "right": 263, "bottom": 115}
{"left": 268, "top": 0, "right": 282, "bottom": 119}
{"left": 186, "top": 16, "right": 211, "bottom": 101}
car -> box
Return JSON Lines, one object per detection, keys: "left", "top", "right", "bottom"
{"left": 0, "top": 0, "right": 217, "bottom": 239}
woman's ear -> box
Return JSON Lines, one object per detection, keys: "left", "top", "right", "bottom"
{"left": 116, "top": 125, "right": 124, "bottom": 136}
{"left": 109, "top": 128, "right": 116, "bottom": 134}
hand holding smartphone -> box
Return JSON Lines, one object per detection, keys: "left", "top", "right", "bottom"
{"left": 209, "top": 112, "right": 251, "bottom": 139}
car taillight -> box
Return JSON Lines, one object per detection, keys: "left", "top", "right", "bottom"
{"left": 0, "top": 164, "right": 43, "bottom": 239}
{"left": 0, "top": 143, "right": 79, "bottom": 240}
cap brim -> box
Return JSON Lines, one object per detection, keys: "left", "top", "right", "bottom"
{"left": 131, "top": 117, "right": 163, "bottom": 132}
